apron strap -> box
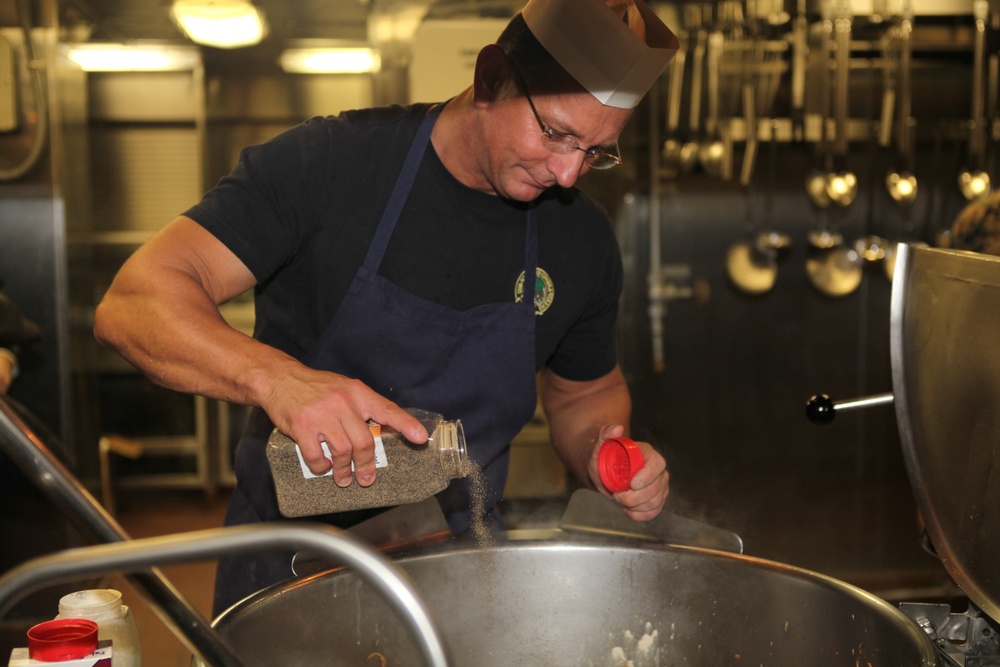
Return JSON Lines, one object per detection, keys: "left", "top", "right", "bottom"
{"left": 522, "top": 207, "right": 538, "bottom": 322}
{"left": 361, "top": 101, "right": 537, "bottom": 324}
{"left": 363, "top": 104, "right": 445, "bottom": 272}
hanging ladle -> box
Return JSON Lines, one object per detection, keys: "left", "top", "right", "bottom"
{"left": 678, "top": 5, "right": 709, "bottom": 174}
{"left": 699, "top": 27, "right": 727, "bottom": 178}
{"left": 885, "top": 3, "right": 919, "bottom": 204}
{"left": 661, "top": 39, "right": 689, "bottom": 179}
{"left": 727, "top": 85, "right": 780, "bottom": 295}
{"left": 851, "top": 123, "right": 892, "bottom": 271}
{"left": 804, "top": 25, "right": 859, "bottom": 302}
{"left": 756, "top": 119, "right": 792, "bottom": 260}
{"left": 806, "top": 235, "right": 863, "bottom": 296}
{"left": 805, "top": 215, "right": 862, "bottom": 297}
{"left": 824, "top": 1, "right": 858, "bottom": 207}
{"left": 806, "top": 0, "right": 834, "bottom": 208}
{"left": 958, "top": 0, "right": 992, "bottom": 200}
{"left": 790, "top": 0, "right": 809, "bottom": 143}
{"left": 680, "top": 13, "right": 707, "bottom": 174}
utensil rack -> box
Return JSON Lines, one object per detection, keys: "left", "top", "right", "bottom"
{"left": 652, "top": 4, "right": 992, "bottom": 160}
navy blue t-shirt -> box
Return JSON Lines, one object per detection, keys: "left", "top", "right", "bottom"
{"left": 186, "top": 103, "right": 622, "bottom": 382}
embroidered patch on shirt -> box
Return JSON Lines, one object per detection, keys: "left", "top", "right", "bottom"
{"left": 514, "top": 267, "right": 555, "bottom": 315}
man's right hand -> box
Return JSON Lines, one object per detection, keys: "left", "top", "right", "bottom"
{"left": 261, "top": 367, "right": 428, "bottom": 487}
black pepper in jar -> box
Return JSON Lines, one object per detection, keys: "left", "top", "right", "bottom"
{"left": 266, "top": 411, "right": 467, "bottom": 518}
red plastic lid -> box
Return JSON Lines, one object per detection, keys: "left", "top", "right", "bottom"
{"left": 27, "top": 618, "right": 99, "bottom": 661}
{"left": 598, "top": 437, "right": 643, "bottom": 493}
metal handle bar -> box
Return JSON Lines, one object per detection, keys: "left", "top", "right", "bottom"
{"left": 0, "top": 396, "right": 243, "bottom": 667}
{"left": 0, "top": 524, "right": 451, "bottom": 667}
{"left": 805, "top": 392, "right": 895, "bottom": 424}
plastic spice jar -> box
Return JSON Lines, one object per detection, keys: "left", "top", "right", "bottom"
{"left": 598, "top": 437, "right": 643, "bottom": 493}
{"left": 56, "top": 589, "right": 140, "bottom": 667}
{"left": 267, "top": 407, "right": 468, "bottom": 517}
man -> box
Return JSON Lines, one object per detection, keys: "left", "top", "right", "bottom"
{"left": 94, "top": 0, "right": 678, "bottom": 615}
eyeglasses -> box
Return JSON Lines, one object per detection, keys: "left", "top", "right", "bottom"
{"left": 508, "top": 62, "right": 622, "bottom": 170}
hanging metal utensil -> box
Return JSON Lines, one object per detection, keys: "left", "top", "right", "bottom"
{"left": 758, "top": 119, "right": 792, "bottom": 258}
{"left": 825, "top": 0, "right": 858, "bottom": 207}
{"left": 661, "top": 39, "right": 689, "bottom": 179}
{"left": 726, "top": 240, "right": 779, "bottom": 295}
{"left": 727, "top": 83, "right": 779, "bottom": 296}
{"left": 700, "top": 0, "right": 747, "bottom": 180}
{"left": 886, "top": 1, "right": 918, "bottom": 204}
{"left": 790, "top": 0, "right": 809, "bottom": 143}
{"left": 681, "top": 10, "right": 707, "bottom": 174}
{"left": 851, "top": 124, "right": 892, "bottom": 276}
{"left": 740, "top": 83, "right": 758, "bottom": 188}
{"left": 876, "top": 24, "right": 897, "bottom": 151}
{"left": 806, "top": 238, "right": 863, "bottom": 296}
{"left": 699, "top": 26, "right": 727, "bottom": 178}
{"left": 806, "top": 0, "right": 834, "bottom": 208}
{"left": 806, "top": 208, "right": 862, "bottom": 297}
{"left": 883, "top": 122, "right": 950, "bottom": 282}
{"left": 958, "top": 0, "right": 992, "bottom": 200}
{"left": 749, "top": 2, "right": 787, "bottom": 130}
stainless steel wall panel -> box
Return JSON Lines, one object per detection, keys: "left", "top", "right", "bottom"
{"left": 87, "top": 125, "right": 200, "bottom": 232}
{"left": 88, "top": 72, "right": 199, "bottom": 123}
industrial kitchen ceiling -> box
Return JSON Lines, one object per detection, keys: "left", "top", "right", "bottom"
{"left": 60, "top": 0, "right": 373, "bottom": 70}
{"left": 64, "top": 0, "right": 371, "bottom": 41}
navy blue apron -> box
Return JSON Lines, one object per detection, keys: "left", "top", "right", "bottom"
{"left": 213, "top": 105, "right": 540, "bottom": 615}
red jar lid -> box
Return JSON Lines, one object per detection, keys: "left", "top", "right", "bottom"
{"left": 598, "top": 437, "right": 643, "bottom": 493}
{"left": 27, "top": 618, "right": 99, "bottom": 661}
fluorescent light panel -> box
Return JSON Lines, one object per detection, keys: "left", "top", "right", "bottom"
{"left": 66, "top": 44, "right": 200, "bottom": 72}
{"left": 279, "top": 47, "right": 381, "bottom": 74}
{"left": 170, "top": 0, "right": 268, "bottom": 49}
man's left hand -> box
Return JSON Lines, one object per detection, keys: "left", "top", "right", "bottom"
{"left": 589, "top": 424, "right": 669, "bottom": 522}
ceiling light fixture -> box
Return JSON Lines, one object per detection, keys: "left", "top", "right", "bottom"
{"left": 170, "top": 0, "right": 268, "bottom": 49}
{"left": 66, "top": 44, "right": 201, "bottom": 72}
{"left": 279, "top": 47, "right": 382, "bottom": 74}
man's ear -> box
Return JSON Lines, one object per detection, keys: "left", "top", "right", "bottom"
{"left": 473, "top": 44, "right": 509, "bottom": 106}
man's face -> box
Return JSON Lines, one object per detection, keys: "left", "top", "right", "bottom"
{"left": 479, "top": 87, "right": 632, "bottom": 202}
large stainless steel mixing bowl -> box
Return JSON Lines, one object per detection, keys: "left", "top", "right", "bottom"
{"left": 211, "top": 540, "right": 938, "bottom": 666}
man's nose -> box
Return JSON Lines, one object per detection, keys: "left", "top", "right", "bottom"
{"left": 548, "top": 151, "right": 589, "bottom": 188}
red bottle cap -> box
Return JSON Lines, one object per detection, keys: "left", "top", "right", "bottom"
{"left": 598, "top": 437, "right": 643, "bottom": 493}
{"left": 27, "top": 618, "right": 99, "bottom": 661}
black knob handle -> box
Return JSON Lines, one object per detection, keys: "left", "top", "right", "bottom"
{"left": 805, "top": 394, "right": 836, "bottom": 424}
{"left": 805, "top": 392, "right": 894, "bottom": 424}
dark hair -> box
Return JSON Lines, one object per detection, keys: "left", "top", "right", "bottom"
{"left": 495, "top": 13, "right": 584, "bottom": 98}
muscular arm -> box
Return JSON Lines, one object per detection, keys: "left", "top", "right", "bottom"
{"left": 540, "top": 364, "right": 669, "bottom": 520}
{"left": 95, "top": 217, "right": 268, "bottom": 402}
{"left": 94, "top": 216, "right": 426, "bottom": 485}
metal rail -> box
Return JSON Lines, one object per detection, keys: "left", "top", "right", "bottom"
{"left": 0, "top": 525, "right": 451, "bottom": 667}
{"left": 0, "top": 396, "right": 244, "bottom": 666}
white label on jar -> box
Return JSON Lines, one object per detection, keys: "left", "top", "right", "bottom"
{"left": 296, "top": 435, "right": 388, "bottom": 479}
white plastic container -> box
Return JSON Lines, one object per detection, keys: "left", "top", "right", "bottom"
{"left": 56, "top": 590, "right": 141, "bottom": 667}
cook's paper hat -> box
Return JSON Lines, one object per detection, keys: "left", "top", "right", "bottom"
{"left": 521, "top": 0, "right": 678, "bottom": 109}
